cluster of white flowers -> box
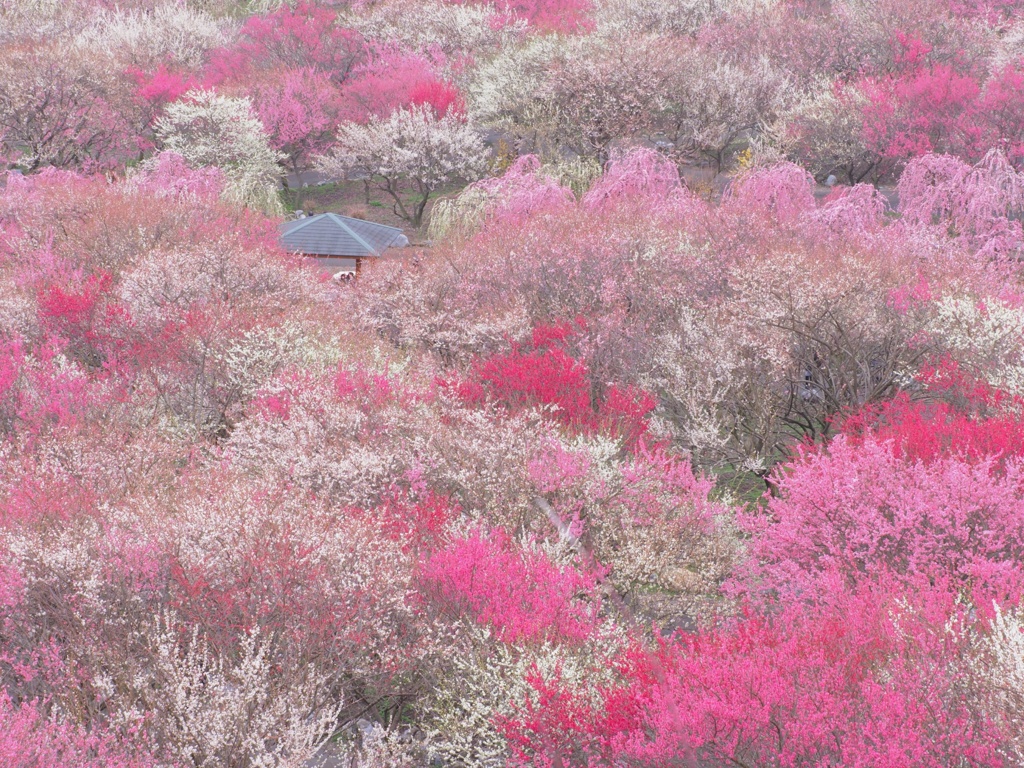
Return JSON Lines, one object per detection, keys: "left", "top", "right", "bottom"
{"left": 466, "top": 36, "right": 564, "bottom": 128}
{"left": 540, "top": 156, "right": 603, "bottom": 197}
{"left": 135, "top": 617, "right": 342, "bottom": 768}
{"left": 663, "top": 52, "right": 792, "bottom": 169}
{"left": 974, "top": 605, "right": 1024, "bottom": 763}
{"left": 538, "top": 431, "right": 738, "bottom": 599}
{"left": 426, "top": 624, "right": 624, "bottom": 768}
{"left": 217, "top": 322, "right": 344, "bottom": 400}
{"left": 929, "top": 295, "right": 1024, "bottom": 396}
{"left": 236, "top": 0, "right": 310, "bottom": 13}
{"left": 770, "top": 75, "right": 873, "bottom": 180}
{"left": 351, "top": 252, "right": 534, "bottom": 359}
{"left": 592, "top": 0, "right": 725, "bottom": 36}
{"left": 318, "top": 105, "right": 488, "bottom": 192}
{"left": 337, "top": 722, "right": 424, "bottom": 768}
{"left": 0, "top": 0, "right": 84, "bottom": 38}
{"left": 347, "top": 0, "right": 526, "bottom": 58}
{"left": 74, "top": 3, "right": 234, "bottom": 70}
{"left": 156, "top": 90, "right": 285, "bottom": 214}
{"left": 992, "top": 17, "right": 1024, "bottom": 69}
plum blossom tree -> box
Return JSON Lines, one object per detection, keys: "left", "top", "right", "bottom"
{"left": 341, "top": 47, "right": 464, "bottom": 123}
{"left": 974, "top": 604, "right": 1024, "bottom": 764}
{"left": 418, "top": 526, "right": 600, "bottom": 645}
{"left": 471, "top": 35, "right": 673, "bottom": 163}
{"left": 348, "top": 0, "right": 526, "bottom": 59}
{"left": 836, "top": 363, "right": 1024, "bottom": 465}
{"left": 660, "top": 49, "right": 790, "bottom": 173}
{"left": 118, "top": 618, "right": 342, "bottom": 768}
{"left": 427, "top": 154, "right": 578, "bottom": 239}
{"left": 253, "top": 68, "right": 339, "bottom": 207}
{"left": 72, "top": 3, "right": 232, "bottom": 73}
{"left": 541, "top": 36, "right": 673, "bottom": 163}
{"left": 978, "top": 61, "right": 1024, "bottom": 167}
{"left": 156, "top": 89, "right": 284, "bottom": 213}
{"left": 127, "top": 151, "right": 226, "bottom": 203}
{"left": 452, "top": 0, "right": 593, "bottom": 33}
{"left": 592, "top": 0, "right": 725, "bottom": 36}
{"left": 0, "top": 692, "right": 162, "bottom": 768}
{"left": 739, "top": 434, "right": 1024, "bottom": 603}
{"left": 466, "top": 35, "right": 563, "bottom": 141}
{"left": 0, "top": 45, "right": 135, "bottom": 172}
{"left": 779, "top": 77, "right": 881, "bottom": 183}
{"left": 204, "top": 1, "right": 365, "bottom": 87}
{"left": 316, "top": 104, "right": 488, "bottom": 226}
{"left": 896, "top": 148, "right": 1024, "bottom": 258}
{"left": 859, "top": 62, "right": 983, "bottom": 164}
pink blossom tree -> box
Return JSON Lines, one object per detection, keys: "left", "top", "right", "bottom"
{"left": 204, "top": 2, "right": 365, "bottom": 88}
{"left": 253, "top": 68, "right": 340, "bottom": 207}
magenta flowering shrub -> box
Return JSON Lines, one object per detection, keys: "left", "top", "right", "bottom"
{"left": 204, "top": 2, "right": 366, "bottom": 89}
{"left": 859, "top": 38, "right": 985, "bottom": 163}
{"left": 446, "top": 319, "right": 657, "bottom": 448}
{"left": 838, "top": 359, "right": 1024, "bottom": 465}
{"left": 419, "top": 527, "right": 599, "bottom": 644}
{"left": 739, "top": 435, "right": 1024, "bottom": 603}
{"left": 501, "top": 579, "right": 1006, "bottom": 768}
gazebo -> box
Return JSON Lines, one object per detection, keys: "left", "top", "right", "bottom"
{"left": 279, "top": 213, "right": 409, "bottom": 277}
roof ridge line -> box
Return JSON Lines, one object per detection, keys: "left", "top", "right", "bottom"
{"left": 327, "top": 212, "right": 378, "bottom": 255}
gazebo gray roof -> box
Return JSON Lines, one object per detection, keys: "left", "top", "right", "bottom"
{"left": 279, "top": 213, "right": 409, "bottom": 258}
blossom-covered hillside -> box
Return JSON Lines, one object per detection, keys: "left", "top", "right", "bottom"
{"left": 2, "top": 1, "right": 1024, "bottom": 766}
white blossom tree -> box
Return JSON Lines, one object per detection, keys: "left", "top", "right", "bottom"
{"left": 776, "top": 77, "right": 879, "bottom": 183}
{"left": 543, "top": 37, "right": 675, "bottom": 164}
{"left": 316, "top": 105, "right": 488, "bottom": 227}
{"left": 346, "top": 0, "right": 526, "bottom": 58}
{"left": 73, "top": 2, "right": 233, "bottom": 71}
{"left": 469, "top": 35, "right": 673, "bottom": 164}
{"left": 0, "top": 44, "right": 136, "bottom": 173}
{"left": 467, "top": 35, "right": 562, "bottom": 140}
{"left": 592, "top": 0, "right": 724, "bottom": 36}
{"left": 974, "top": 605, "right": 1024, "bottom": 765}
{"left": 660, "top": 51, "right": 790, "bottom": 173}
{"left": 155, "top": 89, "right": 284, "bottom": 214}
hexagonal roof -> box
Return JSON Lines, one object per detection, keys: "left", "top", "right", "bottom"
{"left": 279, "top": 213, "right": 409, "bottom": 257}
